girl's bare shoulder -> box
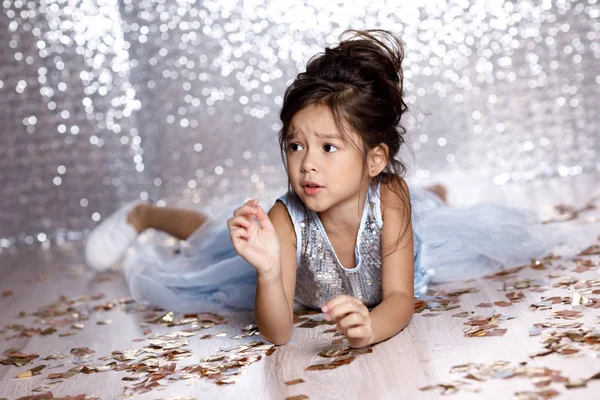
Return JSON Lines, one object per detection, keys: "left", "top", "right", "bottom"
{"left": 380, "top": 176, "right": 410, "bottom": 216}
{"left": 268, "top": 200, "right": 296, "bottom": 246}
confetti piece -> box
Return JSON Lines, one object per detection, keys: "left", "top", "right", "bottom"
{"left": 529, "top": 326, "right": 542, "bottom": 336}
{"left": 41, "top": 328, "right": 57, "bottom": 336}
{"left": 422, "top": 311, "right": 443, "bottom": 317}
{"left": 505, "top": 291, "right": 525, "bottom": 301}
{"left": 70, "top": 348, "right": 96, "bottom": 358}
{"left": 0, "top": 350, "right": 39, "bottom": 367}
{"left": 452, "top": 311, "right": 473, "bottom": 318}
{"left": 578, "top": 244, "right": 600, "bottom": 256}
{"left": 513, "top": 389, "right": 560, "bottom": 399}
{"left": 568, "top": 287, "right": 592, "bottom": 306}
{"left": 297, "top": 319, "right": 335, "bottom": 328}
{"left": 284, "top": 378, "right": 305, "bottom": 386}
{"left": 16, "top": 364, "right": 46, "bottom": 379}
{"left": 550, "top": 310, "right": 583, "bottom": 319}
{"left": 306, "top": 355, "right": 356, "bottom": 371}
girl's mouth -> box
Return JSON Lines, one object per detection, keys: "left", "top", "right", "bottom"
{"left": 302, "top": 182, "right": 323, "bottom": 196}
{"left": 303, "top": 186, "right": 322, "bottom": 196}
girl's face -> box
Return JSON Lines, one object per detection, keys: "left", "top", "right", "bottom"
{"left": 285, "top": 104, "right": 370, "bottom": 214}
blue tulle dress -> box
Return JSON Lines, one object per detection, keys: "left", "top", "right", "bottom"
{"left": 123, "top": 184, "right": 557, "bottom": 313}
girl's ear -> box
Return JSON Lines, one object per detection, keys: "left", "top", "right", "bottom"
{"left": 368, "top": 143, "right": 389, "bottom": 177}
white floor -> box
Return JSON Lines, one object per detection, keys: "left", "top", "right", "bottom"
{"left": 0, "top": 172, "right": 599, "bottom": 399}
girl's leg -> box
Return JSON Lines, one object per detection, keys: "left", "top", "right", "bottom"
{"left": 127, "top": 203, "right": 209, "bottom": 240}
{"left": 425, "top": 184, "right": 448, "bottom": 204}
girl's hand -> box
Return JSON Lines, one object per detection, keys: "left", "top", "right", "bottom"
{"left": 322, "top": 295, "right": 374, "bottom": 348}
{"left": 228, "top": 199, "right": 281, "bottom": 277}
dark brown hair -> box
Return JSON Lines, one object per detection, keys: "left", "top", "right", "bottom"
{"left": 278, "top": 29, "right": 412, "bottom": 253}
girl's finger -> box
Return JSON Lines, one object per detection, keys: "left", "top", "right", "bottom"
{"left": 227, "top": 216, "right": 252, "bottom": 229}
{"left": 346, "top": 326, "right": 370, "bottom": 339}
{"left": 254, "top": 205, "right": 274, "bottom": 230}
{"left": 327, "top": 300, "right": 366, "bottom": 321}
{"left": 233, "top": 200, "right": 259, "bottom": 217}
{"left": 337, "top": 312, "right": 366, "bottom": 331}
{"left": 229, "top": 227, "right": 250, "bottom": 241}
{"left": 322, "top": 295, "right": 354, "bottom": 313}
{"left": 232, "top": 205, "right": 256, "bottom": 218}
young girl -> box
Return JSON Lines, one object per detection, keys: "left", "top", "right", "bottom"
{"left": 85, "top": 30, "right": 554, "bottom": 348}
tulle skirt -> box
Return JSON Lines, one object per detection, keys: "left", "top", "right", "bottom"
{"left": 124, "top": 185, "right": 561, "bottom": 312}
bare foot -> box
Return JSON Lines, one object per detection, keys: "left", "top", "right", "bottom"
{"left": 425, "top": 184, "right": 448, "bottom": 204}
{"left": 126, "top": 203, "right": 150, "bottom": 233}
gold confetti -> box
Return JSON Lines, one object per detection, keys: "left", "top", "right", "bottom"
{"left": 419, "top": 380, "right": 479, "bottom": 395}
{"left": 506, "top": 291, "right": 525, "bottom": 301}
{"left": 200, "top": 332, "right": 228, "bottom": 340}
{"left": 549, "top": 310, "right": 583, "bottom": 319}
{"left": 306, "top": 355, "right": 356, "bottom": 371}
{"left": 16, "top": 364, "right": 46, "bottom": 379}
{"left": 41, "top": 327, "right": 57, "bottom": 336}
{"left": 552, "top": 276, "right": 579, "bottom": 288}
{"left": 319, "top": 348, "right": 352, "bottom": 358}
{"left": 284, "top": 378, "right": 305, "bottom": 386}
{"left": 513, "top": 389, "right": 560, "bottom": 399}
{"left": 157, "top": 397, "right": 196, "bottom": 400}
{"left": 0, "top": 350, "right": 39, "bottom": 367}
{"left": 484, "top": 266, "right": 527, "bottom": 280}
{"left": 151, "top": 311, "right": 174, "bottom": 324}
{"left": 70, "top": 348, "right": 96, "bottom": 358}
{"left": 578, "top": 244, "right": 600, "bottom": 256}
{"left": 452, "top": 311, "right": 473, "bottom": 318}
{"left": 297, "top": 319, "right": 335, "bottom": 328}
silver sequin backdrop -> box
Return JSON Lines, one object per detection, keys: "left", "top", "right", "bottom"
{"left": 0, "top": 0, "right": 598, "bottom": 249}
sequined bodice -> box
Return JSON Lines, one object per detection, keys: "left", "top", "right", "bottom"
{"left": 278, "top": 185, "right": 383, "bottom": 309}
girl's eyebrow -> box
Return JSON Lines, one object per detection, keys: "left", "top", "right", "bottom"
{"left": 287, "top": 128, "right": 342, "bottom": 141}
{"left": 314, "top": 131, "right": 342, "bottom": 140}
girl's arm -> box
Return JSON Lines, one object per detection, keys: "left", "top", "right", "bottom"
{"left": 228, "top": 200, "right": 297, "bottom": 345}
{"left": 369, "top": 177, "right": 415, "bottom": 344}
{"left": 254, "top": 201, "right": 297, "bottom": 345}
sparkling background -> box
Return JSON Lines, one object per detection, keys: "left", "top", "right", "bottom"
{"left": 0, "top": 0, "right": 598, "bottom": 250}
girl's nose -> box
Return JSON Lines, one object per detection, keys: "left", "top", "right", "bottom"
{"left": 300, "top": 151, "right": 317, "bottom": 173}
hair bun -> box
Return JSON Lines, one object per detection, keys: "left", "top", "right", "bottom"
{"left": 335, "top": 29, "right": 405, "bottom": 85}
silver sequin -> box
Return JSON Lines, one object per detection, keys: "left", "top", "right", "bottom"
{"left": 280, "top": 186, "right": 384, "bottom": 309}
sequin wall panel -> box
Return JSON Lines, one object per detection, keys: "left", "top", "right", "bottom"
{"left": 0, "top": 0, "right": 598, "bottom": 248}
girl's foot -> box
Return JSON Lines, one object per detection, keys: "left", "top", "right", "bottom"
{"left": 425, "top": 184, "right": 448, "bottom": 204}
{"left": 84, "top": 201, "right": 148, "bottom": 271}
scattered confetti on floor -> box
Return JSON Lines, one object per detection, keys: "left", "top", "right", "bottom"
{"left": 1, "top": 199, "right": 599, "bottom": 398}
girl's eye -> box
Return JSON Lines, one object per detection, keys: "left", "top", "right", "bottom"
{"left": 288, "top": 143, "right": 303, "bottom": 152}
{"left": 324, "top": 144, "right": 338, "bottom": 153}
